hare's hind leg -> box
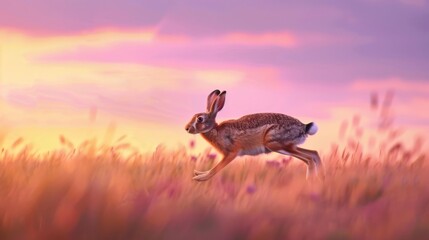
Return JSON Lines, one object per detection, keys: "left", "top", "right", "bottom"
{"left": 264, "top": 142, "right": 318, "bottom": 179}
{"left": 295, "top": 147, "right": 325, "bottom": 179}
{"left": 283, "top": 146, "right": 318, "bottom": 179}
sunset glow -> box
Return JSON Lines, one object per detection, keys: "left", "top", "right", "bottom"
{"left": 1, "top": 1, "right": 428, "bottom": 153}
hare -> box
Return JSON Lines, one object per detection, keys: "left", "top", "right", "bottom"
{"left": 185, "top": 90, "right": 323, "bottom": 181}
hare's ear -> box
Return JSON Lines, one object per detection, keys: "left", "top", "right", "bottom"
{"left": 209, "top": 91, "right": 226, "bottom": 115}
{"left": 207, "top": 89, "right": 221, "bottom": 112}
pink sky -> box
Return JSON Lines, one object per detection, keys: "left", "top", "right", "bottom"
{"left": 0, "top": 0, "right": 428, "bottom": 153}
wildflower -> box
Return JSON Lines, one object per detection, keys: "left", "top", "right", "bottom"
{"left": 282, "top": 157, "right": 292, "bottom": 166}
{"left": 246, "top": 184, "right": 257, "bottom": 194}
{"left": 189, "top": 139, "right": 196, "bottom": 149}
{"left": 266, "top": 160, "right": 280, "bottom": 168}
{"left": 207, "top": 153, "right": 217, "bottom": 161}
{"left": 307, "top": 192, "right": 320, "bottom": 202}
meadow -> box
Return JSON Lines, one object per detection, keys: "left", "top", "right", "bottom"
{"left": 0, "top": 102, "right": 428, "bottom": 240}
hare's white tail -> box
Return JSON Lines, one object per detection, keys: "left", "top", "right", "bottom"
{"left": 306, "top": 122, "right": 318, "bottom": 135}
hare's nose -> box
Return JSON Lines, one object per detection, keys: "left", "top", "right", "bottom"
{"left": 185, "top": 126, "right": 190, "bottom": 132}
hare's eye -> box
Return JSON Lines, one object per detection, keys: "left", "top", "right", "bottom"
{"left": 197, "top": 116, "right": 204, "bottom": 123}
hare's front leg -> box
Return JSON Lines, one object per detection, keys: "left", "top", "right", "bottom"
{"left": 193, "top": 152, "right": 238, "bottom": 181}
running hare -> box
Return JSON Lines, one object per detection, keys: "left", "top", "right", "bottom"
{"left": 185, "top": 90, "right": 323, "bottom": 181}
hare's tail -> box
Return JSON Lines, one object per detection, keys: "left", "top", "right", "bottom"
{"left": 305, "top": 122, "right": 318, "bottom": 135}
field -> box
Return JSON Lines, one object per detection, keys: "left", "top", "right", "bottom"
{"left": 0, "top": 137, "right": 427, "bottom": 239}
{"left": 0, "top": 114, "right": 428, "bottom": 240}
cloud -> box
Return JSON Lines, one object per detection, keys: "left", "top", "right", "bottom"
{"left": 4, "top": 0, "right": 429, "bottom": 84}
{"left": 351, "top": 78, "right": 429, "bottom": 93}
{"left": 0, "top": 0, "right": 349, "bottom": 36}
{"left": 3, "top": 82, "right": 180, "bottom": 124}
{"left": 192, "top": 70, "right": 245, "bottom": 87}
{"left": 33, "top": 29, "right": 370, "bottom": 71}
{"left": 0, "top": 0, "right": 170, "bottom": 35}
{"left": 0, "top": 65, "right": 275, "bottom": 125}
{"left": 397, "top": 0, "right": 427, "bottom": 7}
{"left": 217, "top": 32, "right": 297, "bottom": 48}
{"left": 158, "top": 1, "right": 349, "bottom": 36}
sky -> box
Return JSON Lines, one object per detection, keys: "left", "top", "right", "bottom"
{"left": 0, "top": 0, "right": 428, "bottom": 154}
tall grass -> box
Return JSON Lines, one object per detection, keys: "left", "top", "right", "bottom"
{"left": 0, "top": 93, "right": 428, "bottom": 240}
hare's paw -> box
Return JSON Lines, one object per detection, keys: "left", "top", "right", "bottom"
{"left": 194, "top": 169, "right": 208, "bottom": 176}
{"left": 193, "top": 172, "right": 213, "bottom": 181}
{"left": 306, "top": 166, "right": 325, "bottom": 182}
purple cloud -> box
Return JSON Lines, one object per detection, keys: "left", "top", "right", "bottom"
{"left": 3, "top": 0, "right": 428, "bottom": 83}
{"left": 0, "top": 0, "right": 170, "bottom": 35}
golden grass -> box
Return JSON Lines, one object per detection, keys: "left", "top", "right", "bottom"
{"left": 0, "top": 131, "right": 427, "bottom": 240}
